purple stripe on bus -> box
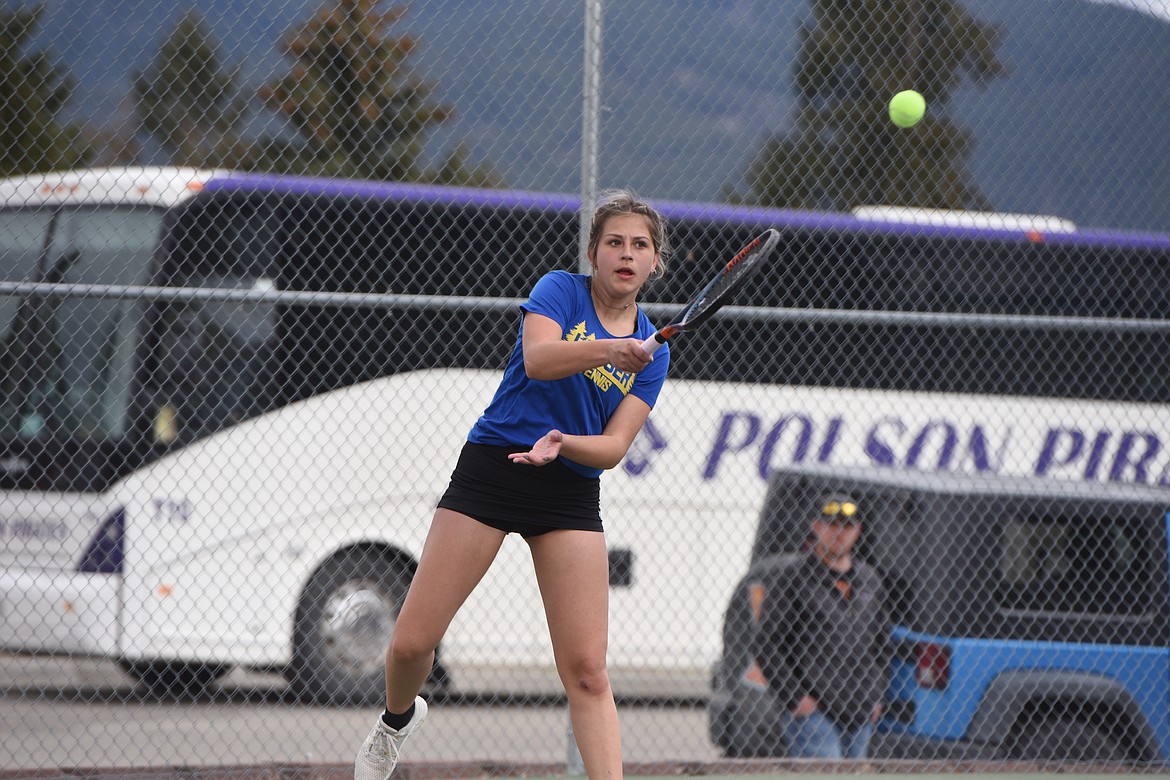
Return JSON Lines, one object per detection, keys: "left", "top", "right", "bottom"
{"left": 201, "top": 172, "right": 1170, "bottom": 250}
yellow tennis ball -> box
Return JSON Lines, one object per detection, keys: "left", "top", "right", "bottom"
{"left": 889, "top": 90, "right": 926, "bottom": 128}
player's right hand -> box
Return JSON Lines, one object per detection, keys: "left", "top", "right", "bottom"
{"left": 608, "top": 338, "right": 655, "bottom": 372}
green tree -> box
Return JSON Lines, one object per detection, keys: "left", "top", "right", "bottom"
{"left": 422, "top": 141, "right": 503, "bottom": 188}
{"left": 132, "top": 10, "right": 250, "bottom": 168}
{"left": 0, "top": 3, "right": 91, "bottom": 177}
{"left": 737, "top": 0, "right": 1007, "bottom": 211}
{"left": 258, "top": 0, "right": 500, "bottom": 184}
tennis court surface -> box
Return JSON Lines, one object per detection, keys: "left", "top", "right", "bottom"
{"left": 5, "top": 759, "right": 1167, "bottom": 780}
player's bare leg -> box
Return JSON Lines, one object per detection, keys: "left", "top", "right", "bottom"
{"left": 386, "top": 508, "right": 506, "bottom": 707}
{"left": 356, "top": 509, "right": 506, "bottom": 780}
{"left": 530, "top": 528, "right": 622, "bottom": 779}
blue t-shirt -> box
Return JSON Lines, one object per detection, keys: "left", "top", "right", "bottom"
{"left": 468, "top": 270, "right": 671, "bottom": 477}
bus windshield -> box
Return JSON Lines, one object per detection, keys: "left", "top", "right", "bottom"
{"left": 0, "top": 206, "right": 162, "bottom": 441}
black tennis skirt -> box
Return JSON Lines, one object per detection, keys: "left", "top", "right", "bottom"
{"left": 437, "top": 442, "right": 603, "bottom": 536}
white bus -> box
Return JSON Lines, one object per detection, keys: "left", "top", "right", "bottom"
{"left": 3, "top": 167, "right": 1170, "bottom": 704}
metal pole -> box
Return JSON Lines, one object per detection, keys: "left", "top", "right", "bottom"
{"left": 568, "top": 1, "right": 603, "bottom": 773}
{"left": 566, "top": 718, "right": 585, "bottom": 776}
{"left": 579, "top": 0, "right": 604, "bottom": 272}
{"left": 3, "top": 281, "right": 1164, "bottom": 333}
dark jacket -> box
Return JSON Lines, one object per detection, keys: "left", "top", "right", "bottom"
{"left": 751, "top": 550, "right": 891, "bottom": 729}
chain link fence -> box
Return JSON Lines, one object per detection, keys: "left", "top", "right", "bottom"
{"left": 4, "top": 0, "right": 1170, "bottom": 775}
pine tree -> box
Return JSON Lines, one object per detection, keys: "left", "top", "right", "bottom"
{"left": 132, "top": 10, "right": 250, "bottom": 168}
{"left": 737, "top": 0, "right": 1007, "bottom": 211}
{"left": 0, "top": 3, "right": 91, "bottom": 177}
{"left": 258, "top": 0, "right": 499, "bottom": 184}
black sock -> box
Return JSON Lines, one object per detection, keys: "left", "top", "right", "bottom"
{"left": 381, "top": 702, "right": 415, "bottom": 731}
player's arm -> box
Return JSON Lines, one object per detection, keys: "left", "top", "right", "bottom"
{"left": 752, "top": 574, "right": 808, "bottom": 711}
{"left": 521, "top": 312, "right": 652, "bottom": 378}
{"left": 556, "top": 393, "right": 651, "bottom": 470}
{"left": 509, "top": 394, "right": 651, "bottom": 471}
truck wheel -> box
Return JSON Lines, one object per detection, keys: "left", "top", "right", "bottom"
{"left": 290, "top": 548, "right": 415, "bottom": 706}
{"left": 120, "top": 660, "right": 228, "bottom": 698}
{"left": 1007, "top": 716, "right": 1127, "bottom": 762}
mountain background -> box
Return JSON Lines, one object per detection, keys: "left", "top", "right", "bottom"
{"left": 21, "top": 0, "right": 1170, "bottom": 233}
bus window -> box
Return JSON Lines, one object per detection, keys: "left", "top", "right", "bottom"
{"left": 168, "top": 191, "right": 573, "bottom": 421}
{"left": 654, "top": 220, "right": 1170, "bottom": 402}
{"left": 2, "top": 207, "right": 160, "bottom": 441}
{"left": 165, "top": 194, "right": 278, "bottom": 285}
{"left": 276, "top": 195, "right": 573, "bottom": 298}
{"left": 51, "top": 208, "right": 160, "bottom": 439}
{"left": 0, "top": 209, "right": 53, "bottom": 439}
{"left": 151, "top": 280, "right": 278, "bottom": 446}
{"left": 0, "top": 209, "right": 50, "bottom": 284}
{"left": 149, "top": 200, "right": 280, "bottom": 447}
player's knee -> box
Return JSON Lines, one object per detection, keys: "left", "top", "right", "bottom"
{"left": 562, "top": 657, "right": 610, "bottom": 697}
{"left": 387, "top": 629, "right": 437, "bottom": 665}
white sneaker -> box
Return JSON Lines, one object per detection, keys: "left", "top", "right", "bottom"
{"left": 354, "top": 696, "right": 429, "bottom": 780}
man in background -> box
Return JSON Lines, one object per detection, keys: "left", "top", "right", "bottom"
{"left": 751, "top": 492, "right": 891, "bottom": 759}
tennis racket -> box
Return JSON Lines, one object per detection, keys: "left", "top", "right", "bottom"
{"left": 642, "top": 228, "right": 779, "bottom": 355}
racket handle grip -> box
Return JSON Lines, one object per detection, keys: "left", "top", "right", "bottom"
{"left": 641, "top": 333, "right": 666, "bottom": 356}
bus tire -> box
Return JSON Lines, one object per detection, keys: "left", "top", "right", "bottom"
{"left": 119, "top": 660, "right": 228, "bottom": 699}
{"left": 1004, "top": 716, "right": 1128, "bottom": 763}
{"left": 290, "top": 548, "right": 415, "bottom": 706}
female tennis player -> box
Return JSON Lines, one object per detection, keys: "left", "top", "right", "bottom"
{"left": 355, "top": 189, "right": 672, "bottom": 780}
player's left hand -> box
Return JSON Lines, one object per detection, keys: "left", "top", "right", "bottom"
{"left": 509, "top": 429, "right": 564, "bottom": 466}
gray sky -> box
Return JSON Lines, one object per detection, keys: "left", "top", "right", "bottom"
{"left": 1092, "top": 0, "right": 1170, "bottom": 20}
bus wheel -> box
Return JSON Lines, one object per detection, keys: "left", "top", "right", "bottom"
{"left": 119, "top": 660, "right": 228, "bottom": 699}
{"left": 291, "top": 548, "right": 414, "bottom": 706}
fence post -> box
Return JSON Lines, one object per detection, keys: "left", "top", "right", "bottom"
{"left": 566, "top": 717, "right": 586, "bottom": 775}
{"left": 571, "top": 2, "right": 603, "bottom": 769}
{"left": 579, "top": 0, "right": 604, "bottom": 272}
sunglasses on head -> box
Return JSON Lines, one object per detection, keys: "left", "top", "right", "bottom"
{"left": 820, "top": 500, "right": 859, "bottom": 523}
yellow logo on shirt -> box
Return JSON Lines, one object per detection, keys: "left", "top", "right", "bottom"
{"left": 566, "top": 321, "right": 635, "bottom": 395}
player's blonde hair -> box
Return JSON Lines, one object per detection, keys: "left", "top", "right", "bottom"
{"left": 587, "top": 189, "right": 671, "bottom": 279}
